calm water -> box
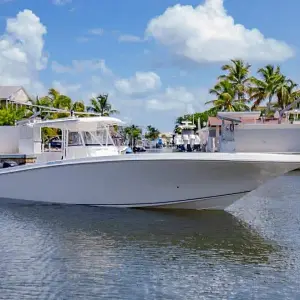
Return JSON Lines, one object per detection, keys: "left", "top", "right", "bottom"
{"left": 1, "top": 173, "right": 300, "bottom": 299}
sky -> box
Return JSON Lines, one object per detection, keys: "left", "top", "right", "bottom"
{"left": 0, "top": 0, "right": 299, "bottom": 131}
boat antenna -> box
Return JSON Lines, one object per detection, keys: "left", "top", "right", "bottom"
{"left": 8, "top": 99, "right": 104, "bottom": 117}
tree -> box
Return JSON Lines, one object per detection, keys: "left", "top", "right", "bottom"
{"left": 206, "top": 80, "right": 250, "bottom": 112}
{"left": 48, "top": 88, "right": 60, "bottom": 101}
{"left": 174, "top": 108, "right": 218, "bottom": 133}
{"left": 87, "top": 94, "right": 119, "bottom": 116}
{"left": 218, "top": 59, "right": 251, "bottom": 101}
{"left": 0, "top": 105, "right": 27, "bottom": 126}
{"left": 124, "top": 125, "right": 142, "bottom": 147}
{"left": 53, "top": 95, "right": 72, "bottom": 111}
{"left": 249, "top": 64, "right": 285, "bottom": 111}
{"left": 275, "top": 79, "right": 300, "bottom": 110}
{"left": 72, "top": 101, "right": 85, "bottom": 113}
{"left": 145, "top": 125, "right": 160, "bottom": 141}
{"left": 30, "top": 89, "right": 73, "bottom": 120}
{"left": 24, "top": 95, "right": 51, "bottom": 119}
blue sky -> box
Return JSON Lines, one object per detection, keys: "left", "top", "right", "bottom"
{"left": 0, "top": 0, "right": 299, "bottom": 131}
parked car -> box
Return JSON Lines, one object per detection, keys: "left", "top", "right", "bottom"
{"left": 49, "top": 137, "right": 62, "bottom": 149}
{"left": 133, "top": 146, "right": 146, "bottom": 153}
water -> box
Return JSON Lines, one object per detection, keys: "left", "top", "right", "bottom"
{"left": 0, "top": 173, "right": 300, "bottom": 299}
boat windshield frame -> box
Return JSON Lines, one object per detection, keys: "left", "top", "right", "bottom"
{"left": 28, "top": 116, "right": 126, "bottom": 158}
{"left": 67, "top": 124, "right": 116, "bottom": 147}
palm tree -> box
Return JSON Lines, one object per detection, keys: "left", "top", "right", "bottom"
{"left": 28, "top": 95, "right": 53, "bottom": 119}
{"left": 174, "top": 124, "right": 182, "bottom": 134}
{"left": 275, "top": 79, "right": 300, "bottom": 110}
{"left": 48, "top": 88, "right": 60, "bottom": 101}
{"left": 124, "top": 125, "right": 141, "bottom": 147}
{"left": 219, "top": 59, "right": 251, "bottom": 101}
{"left": 249, "top": 64, "right": 285, "bottom": 111}
{"left": 206, "top": 80, "right": 250, "bottom": 112}
{"left": 87, "top": 94, "right": 119, "bottom": 116}
{"left": 72, "top": 101, "right": 85, "bottom": 112}
{"left": 145, "top": 125, "right": 160, "bottom": 141}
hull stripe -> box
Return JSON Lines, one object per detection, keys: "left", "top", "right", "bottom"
{"left": 75, "top": 190, "right": 252, "bottom": 207}
{"left": 0, "top": 190, "right": 251, "bottom": 207}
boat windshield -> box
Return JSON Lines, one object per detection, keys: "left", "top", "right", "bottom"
{"left": 67, "top": 125, "right": 124, "bottom": 147}
{"left": 68, "top": 132, "right": 83, "bottom": 146}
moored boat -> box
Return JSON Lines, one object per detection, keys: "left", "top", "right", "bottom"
{"left": 0, "top": 114, "right": 300, "bottom": 210}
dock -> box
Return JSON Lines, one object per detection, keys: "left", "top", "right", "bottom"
{"left": 0, "top": 154, "right": 37, "bottom": 165}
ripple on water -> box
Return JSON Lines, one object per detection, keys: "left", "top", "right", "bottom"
{"left": 0, "top": 173, "right": 300, "bottom": 299}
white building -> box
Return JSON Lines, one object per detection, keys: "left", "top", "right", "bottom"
{"left": 0, "top": 86, "right": 31, "bottom": 106}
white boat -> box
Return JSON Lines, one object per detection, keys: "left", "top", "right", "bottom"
{"left": 175, "top": 120, "right": 197, "bottom": 151}
{"left": 0, "top": 115, "right": 300, "bottom": 210}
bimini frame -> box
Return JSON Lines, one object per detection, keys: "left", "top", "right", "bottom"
{"left": 29, "top": 116, "right": 125, "bottom": 159}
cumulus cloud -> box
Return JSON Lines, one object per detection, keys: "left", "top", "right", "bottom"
{"left": 52, "top": 80, "right": 81, "bottom": 95}
{"left": 146, "top": 87, "right": 197, "bottom": 111}
{"left": 51, "top": 59, "right": 113, "bottom": 75}
{"left": 146, "top": 0, "right": 294, "bottom": 63}
{"left": 115, "top": 72, "right": 161, "bottom": 95}
{"left": 0, "top": 9, "right": 47, "bottom": 93}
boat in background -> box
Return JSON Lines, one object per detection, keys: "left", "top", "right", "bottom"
{"left": 174, "top": 120, "right": 202, "bottom": 152}
{"left": 0, "top": 114, "right": 300, "bottom": 210}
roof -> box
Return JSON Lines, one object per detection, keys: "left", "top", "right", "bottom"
{"left": 217, "top": 111, "right": 261, "bottom": 119}
{"left": 0, "top": 86, "right": 23, "bottom": 99}
{"left": 208, "top": 116, "right": 284, "bottom": 126}
{"left": 208, "top": 111, "right": 262, "bottom": 126}
{"left": 29, "top": 116, "right": 125, "bottom": 131}
{"left": 208, "top": 117, "right": 230, "bottom": 126}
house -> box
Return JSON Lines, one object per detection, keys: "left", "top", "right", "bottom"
{"left": 159, "top": 132, "right": 173, "bottom": 146}
{"left": 206, "top": 111, "right": 298, "bottom": 152}
{"left": 0, "top": 86, "right": 31, "bottom": 107}
{"left": 207, "top": 111, "right": 288, "bottom": 138}
{"left": 206, "top": 112, "right": 263, "bottom": 151}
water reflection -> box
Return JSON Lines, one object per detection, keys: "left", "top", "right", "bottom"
{"left": 0, "top": 203, "right": 291, "bottom": 299}
{"left": 0, "top": 205, "right": 276, "bottom": 262}
{"left": 2, "top": 173, "right": 300, "bottom": 299}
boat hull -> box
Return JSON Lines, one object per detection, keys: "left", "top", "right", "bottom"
{"left": 0, "top": 153, "right": 299, "bottom": 210}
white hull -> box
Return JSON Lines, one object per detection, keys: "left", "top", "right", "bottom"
{"left": 0, "top": 152, "right": 300, "bottom": 210}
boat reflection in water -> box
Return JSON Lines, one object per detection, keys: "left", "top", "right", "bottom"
{"left": 0, "top": 204, "right": 277, "bottom": 265}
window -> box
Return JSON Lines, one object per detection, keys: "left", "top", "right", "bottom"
{"left": 83, "top": 132, "right": 101, "bottom": 146}
{"left": 68, "top": 132, "right": 83, "bottom": 146}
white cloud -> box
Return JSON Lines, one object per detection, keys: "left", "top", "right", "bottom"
{"left": 118, "top": 34, "right": 144, "bottom": 43}
{"left": 147, "top": 87, "right": 197, "bottom": 111}
{"left": 115, "top": 72, "right": 161, "bottom": 95}
{"left": 88, "top": 28, "right": 104, "bottom": 36}
{"left": 53, "top": 0, "right": 71, "bottom": 5}
{"left": 52, "top": 80, "right": 81, "bottom": 95}
{"left": 146, "top": 0, "right": 294, "bottom": 63}
{"left": 51, "top": 59, "right": 113, "bottom": 75}
{"left": 0, "top": 9, "right": 47, "bottom": 93}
